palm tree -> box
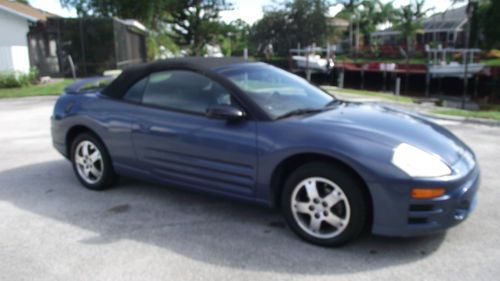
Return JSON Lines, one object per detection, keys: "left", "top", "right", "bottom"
{"left": 392, "top": 0, "right": 430, "bottom": 56}
{"left": 392, "top": 0, "right": 431, "bottom": 93}
{"left": 338, "top": 0, "right": 397, "bottom": 54}
{"left": 337, "top": 0, "right": 364, "bottom": 54}
{"left": 358, "top": 0, "right": 396, "bottom": 46}
{"left": 375, "top": 0, "right": 398, "bottom": 28}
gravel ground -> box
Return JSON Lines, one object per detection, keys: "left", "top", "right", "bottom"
{"left": 0, "top": 96, "right": 499, "bottom": 281}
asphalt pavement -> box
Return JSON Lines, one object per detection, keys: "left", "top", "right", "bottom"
{"left": 0, "top": 96, "right": 499, "bottom": 281}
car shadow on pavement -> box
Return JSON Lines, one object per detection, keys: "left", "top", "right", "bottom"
{"left": 0, "top": 160, "right": 446, "bottom": 275}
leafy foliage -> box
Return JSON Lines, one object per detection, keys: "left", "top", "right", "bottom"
{"left": 250, "top": 0, "right": 330, "bottom": 57}
{"left": 216, "top": 19, "right": 251, "bottom": 56}
{"left": 336, "top": 0, "right": 397, "bottom": 53}
{"left": 0, "top": 69, "right": 39, "bottom": 89}
{"left": 361, "top": 1, "right": 396, "bottom": 35}
{"left": 163, "top": 0, "right": 232, "bottom": 55}
{"left": 392, "top": 0, "right": 430, "bottom": 55}
{"left": 60, "top": 0, "right": 231, "bottom": 56}
{"left": 146, "top": 32, "right": 180, "bottom": 60}
{"left": 479, "top": 0, "right": 500, "bottom": 49}
{"left": 250, "top": 9, "right": 291, "bottom": 57}
{"left": 60, "top": 0, "right": 166, "bottom": 28}
{"left": 287, "top": 0, "right": 330, "bottom": 48}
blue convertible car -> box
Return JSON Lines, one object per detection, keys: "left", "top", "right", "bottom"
{"left": 51, "top": 58, "right": 479, "bottom": 246}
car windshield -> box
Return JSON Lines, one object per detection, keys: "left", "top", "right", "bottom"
{"left": 215, "top": 63, "right": 335, "bottom": 119}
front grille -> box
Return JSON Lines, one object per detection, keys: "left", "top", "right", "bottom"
{"left": 409, "top": 204, "right": 434, "bottom": 212}
{"left": 408, "top": 203, "right": 441, "bottom": 225}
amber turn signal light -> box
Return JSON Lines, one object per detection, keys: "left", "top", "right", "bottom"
{"left": 411, "top": 188, "right": 445, "bottom": 199}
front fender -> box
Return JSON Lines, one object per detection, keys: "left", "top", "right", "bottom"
{"left": 255, "top": 122, "right": 409, "bottom": 204}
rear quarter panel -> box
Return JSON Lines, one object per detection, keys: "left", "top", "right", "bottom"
{"left": 52, "top": 92, "right": 139, "bottom": 172}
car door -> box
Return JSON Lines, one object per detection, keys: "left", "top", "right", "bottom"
{"left": 129, "top": 70, "right": 258, "bottom": 196}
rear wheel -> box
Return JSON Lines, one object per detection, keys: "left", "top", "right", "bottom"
{"left": 71, "top": 133, "right": 117, "bottom": 190}
{"left": 281, "top": 162, "right": 367, "bottom": 246}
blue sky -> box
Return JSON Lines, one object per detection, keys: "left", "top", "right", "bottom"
{"left": 30, "top": 0, "right": 459, "bottom": 24}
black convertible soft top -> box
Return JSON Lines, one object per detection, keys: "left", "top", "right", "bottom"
{"left": 101, "top": 57, "right": 248, "bottom": 98}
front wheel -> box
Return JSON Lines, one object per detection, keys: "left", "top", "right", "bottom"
{"left": 71, "top": 133, "right": 117, "bottom": 190}
{"left": 281, "top": 162, "right": 367, "bottom": 246}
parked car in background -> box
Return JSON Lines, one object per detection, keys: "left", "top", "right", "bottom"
{"left": 51, "top": 58, "right": 479, "bottom": 246}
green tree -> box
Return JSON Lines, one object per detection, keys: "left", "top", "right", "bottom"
{"left": 250, "top": 9, "right": 290, "bottom": 56}
{"left": 250, "top": 0, "right": 330, "bottom": 57}
{"left": 60, "top": 0, "right": 166, "bottom": 28}
{"left": 479, "top": 0, "right": 500, "bottom": 49}
{"left": 61, "top": 0, "right": 232, "bottom": 57}
{"left": 217, "top": 19, "right": 250, "bottom": 56}
{"left": 147, "top": 31, "right": 180, "bottom": 60}
{"left": 164, "top": 0, "right": 232, "bottom": 56}
{"left": 336, "top": 0, "right": 364, "bottom": 53}
{"left": 392, "top": 0, "right": 430, "bottom": 55}
{"left": 356, "top": 0, "right": 396, "bottom": 46}
{"left": 287, "top": 0, "right": 329, "bottom": 47}
{"left": 451, "top": 0, "right": 500, "bottom": 49}
{"left": 336, "top": 0, "right": 396, "bottom": 53}
{"left": 391, "top": 0, "right": 430, "bottom": 93}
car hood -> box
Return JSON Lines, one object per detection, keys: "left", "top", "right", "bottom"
{"left": 300, "top": 101, "right": 470, "bottom": 165}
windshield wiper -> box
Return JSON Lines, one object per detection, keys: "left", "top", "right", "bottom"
{"left": 276, "top": 108, "right": 324, "bottom": 120}
{"left": 276, "top": 99, "right": 344, "bottom": 120}
{"left": 323, "top": 99, "right": 343, "bottom": 108}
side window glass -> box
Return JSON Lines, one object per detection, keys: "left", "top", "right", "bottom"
{"left": 123, "top": 77, "right": 148, "bottom": 103}
{"left": 142, "top": 70, "right": 233, "bottom": 114}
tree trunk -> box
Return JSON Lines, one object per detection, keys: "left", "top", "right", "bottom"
{"left": 355, "top": 19, "right": 360, "bottom": 55}
{"left": 405, "top": 35, "right": 411, "bottom": 94}
{"left": 349, "top": 21, "right": 353, "bottom": 56}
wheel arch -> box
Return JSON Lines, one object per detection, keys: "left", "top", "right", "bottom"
{"left": 65, "top": 125, "right": 108, "bottom": 158}
{"left": 269, "top": 152, "right": 374, "bottom": 231}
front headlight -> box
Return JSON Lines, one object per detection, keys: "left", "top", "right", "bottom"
{"left": 392, "top": 143, "right": 452, "bottom": 178}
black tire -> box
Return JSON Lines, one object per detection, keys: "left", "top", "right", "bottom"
{"left": 281, "top": 162, "right": 367, "bottom": 246}
{"left": 70, "top": 133, "right": 117, "bottom": 190}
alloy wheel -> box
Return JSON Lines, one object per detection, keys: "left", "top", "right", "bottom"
{"left": 74, "top": 140, "right": 103, "bottom": 184}
{"left": 290, "top": 177, "right": 351, "bottom": 239}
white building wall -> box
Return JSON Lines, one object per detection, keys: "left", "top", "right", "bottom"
{"left": 0, "top": 8, "right": 31, "bottom": 73}
{"left": 0, "top": 47, "right": 14, "bottom": 71}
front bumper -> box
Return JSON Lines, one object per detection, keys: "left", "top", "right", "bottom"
{"left": 370, "top": 161, "right": 480, "bottom": 237}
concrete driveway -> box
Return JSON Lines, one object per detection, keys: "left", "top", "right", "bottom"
{"left": 0, "top": 96, "right": 498, "bottom": 281}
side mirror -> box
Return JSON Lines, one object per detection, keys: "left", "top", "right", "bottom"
{"left": 206, "top": 105, "right": 245, "bottom": 120}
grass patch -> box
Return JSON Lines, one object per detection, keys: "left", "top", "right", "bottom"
{"left": 432, "top": 108, "right": 500, "bottom": 121}
{"left": 481, "top": 58, "right": 500, "bottom": 66}
{"left": 322, "top": 86, "right": 415, "bottom": 103}
{"left": 0, "top": 79, "right": 74, "bottom": 98}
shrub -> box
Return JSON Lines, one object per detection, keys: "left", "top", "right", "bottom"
{"left": 486, "top": 49, "right": 500, "bottom": 59}
{"left": 0, "top": 68, "right": 39, "bottom": 88}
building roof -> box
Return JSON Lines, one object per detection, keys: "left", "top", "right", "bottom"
{"left": 114, "top": 18, "right": 147, "bottom": 32}
{"left": 0, "top": 0, "right": 58, "bottom": 22}
{"left": 423, "top": 5, "right": 467, "bottom": 32}
{"left": 372, "top": 5, "right": 468, "bottom": 37}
